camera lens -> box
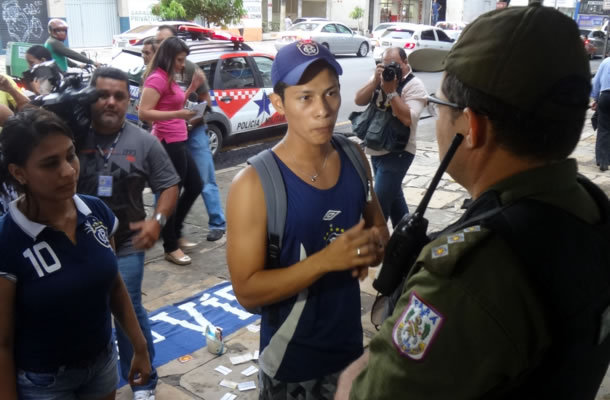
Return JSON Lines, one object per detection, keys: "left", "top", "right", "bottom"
{"left": 382, "top": 67, "right": 395, "bottom": 82}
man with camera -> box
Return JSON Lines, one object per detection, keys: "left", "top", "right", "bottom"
{"left": 354, "top": 48, "right": 427, "bottom": 227}
{"left": 335, "top": 5, "right": 610, "bottom": 400}
{"left": 44, "top": 19, "right": 100, "bottom": 72}
{"left": 77, "top": 67, "right": 180, "bottom": 400}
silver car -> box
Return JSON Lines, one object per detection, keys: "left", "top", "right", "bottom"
{"left": 275, "top": 21, "right": 370, "bottom": 57}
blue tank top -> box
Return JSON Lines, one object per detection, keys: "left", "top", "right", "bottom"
{"left": 259, "top": 145, "right": 366, "bottom": 382}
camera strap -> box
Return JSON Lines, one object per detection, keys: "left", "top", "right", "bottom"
{"left": 373, "top": 73, "right": 414, "bottom": 108}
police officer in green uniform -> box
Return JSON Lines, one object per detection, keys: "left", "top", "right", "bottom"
{"left": 335, "top": 5, "right": 610, "bottom": 400}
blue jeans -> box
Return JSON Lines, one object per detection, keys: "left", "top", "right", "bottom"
{"left": 17, "top": 342, "right": 118, "bottom": 400}
{"left": 371, "top": 151, "right": 415, "bottom": 228}
{"left": 115, "top": 252, "right": 158, "bottom": 391}
{"left": 186, "top": 124, "right": 226, "bottom": 230}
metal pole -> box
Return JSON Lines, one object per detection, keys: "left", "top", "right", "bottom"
{"left": 602, "top": 17, "right": 610, "bottom": 60}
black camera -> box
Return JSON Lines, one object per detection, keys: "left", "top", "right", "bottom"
{"left": 382, "top": 62, "right": 402, "bottom": 82}
{"left": 28, "top": 62, "right": 99, "bottom": 140}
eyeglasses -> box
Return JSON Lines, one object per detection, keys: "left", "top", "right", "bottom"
{"left": 427, "top": 94, "right": 462, "bottom": 120}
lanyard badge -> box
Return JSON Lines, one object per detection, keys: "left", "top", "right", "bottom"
{"left": 95, "top": 127, "right": 123, "bottom": 197}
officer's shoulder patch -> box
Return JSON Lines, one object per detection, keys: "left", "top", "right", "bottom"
{"left": 416, "top": 225, "right": 491, "bottom": 277}
{"left": 392, "top": 292, "right": 443, "bottom": 360}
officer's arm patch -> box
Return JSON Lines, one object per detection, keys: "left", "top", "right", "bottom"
{"left": 416, "top": 225, "right": 491, "bottom": 277}
{"left": 392, "top": 291, "right": 443, "bottom": 360}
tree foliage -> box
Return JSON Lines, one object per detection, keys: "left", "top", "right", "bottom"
{"left": 151, "top": 0, "right": 187, "bottom": 20}
{"left": 152, "top": 0, "right": 247, "bottom": 27}
{"left": 349, "top": 6, "right": 365, "bottom": 34}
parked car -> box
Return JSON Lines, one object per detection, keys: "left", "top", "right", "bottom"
{"left": 110, "top": 39, "right": 287, "bottom": 157}
{"left": 580, "top": 29, "right": 608, "bottom": 59}
{"left": 369, "top": 22, "right": 399, "bottom": 51}
{"left": 373, "top": 24, "right": 453, "bottom": 62}
{"left": 434, "top": 21, "right": 466, "bottom": 41}
{"left": 275, "top": 21, "right": 370, "bottom": 56}
{"left": 113, "top": 21, "right": 206, "bottom": 47}
{"left": 293, "top": 17, "right": 328, "bottom": 24}
{"left": 112, "top": 21, "right": 243, "bottom": 48}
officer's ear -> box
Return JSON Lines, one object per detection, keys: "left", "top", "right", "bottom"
{"left": 269, "top": 93, "right": 285, "bottom": 115}
{"left": 462, "top": 107, "right": 489, "bottom": 149}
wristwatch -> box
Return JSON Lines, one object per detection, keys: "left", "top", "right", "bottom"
{"left": 153, "top": 212, "right": 167, "bottom": 228}
{"left": 386, "top": 92, "right": 399, "bottom": 102}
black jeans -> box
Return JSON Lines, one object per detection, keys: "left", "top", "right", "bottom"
{"left": 161, "top": 140, "right": 203, "bottom": 253}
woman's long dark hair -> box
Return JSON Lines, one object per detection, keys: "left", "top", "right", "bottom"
{"left": 143, "top": 36, "right": 189, "bottom": 88}
{"left": 0, "top": 109, "right": 73, "bottom": 206}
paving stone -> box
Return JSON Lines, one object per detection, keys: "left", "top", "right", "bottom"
{"left": 406, "top": 176, "right": 432, "bottom": 188}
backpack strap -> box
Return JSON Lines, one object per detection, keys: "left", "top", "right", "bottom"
{"left": 331, "top": 134, "right": 371, "bottom": 202}
{"left": 247, "top": 149, "right": 286, "bottom": 269}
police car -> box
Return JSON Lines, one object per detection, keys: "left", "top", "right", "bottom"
{"left": 110, "top": 38, "right": 287, "bottom": 157}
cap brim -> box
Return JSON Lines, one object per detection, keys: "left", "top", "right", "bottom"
{"left": 281, "top": 56, "right": 343, "bottom": 86}
{"left": 408, "top": 48, "right": 448, "bottom": 73}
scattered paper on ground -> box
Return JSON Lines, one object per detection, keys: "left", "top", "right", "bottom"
{"left": 219, "top": 379, "right": 238, "bottom": 389}
{"left": 220, "top": 394, "right": 237, "bottom": 400}
{"left": 178, "top": 355, "right": 193, "bottom": 363}
{"left": 247, "top": 324, "right": 261, "bottom": 333}
{"left": 241, "top": 365, "right": 258, "bottom": 376}
{"left": 238, "top": 381, "right": 257, "bottom": 391}
{"left": 230, "top": 352, "right": 253, "bottom": 365}
{"left": 215, "top": 365, "right": 232, "bottom": 375}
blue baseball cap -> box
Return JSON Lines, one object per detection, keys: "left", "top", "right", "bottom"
{"left": 271, "top": 40, "right": 343, "bottom": 87}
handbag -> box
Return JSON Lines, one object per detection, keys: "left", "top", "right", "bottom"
{"left": 349, "top": 75, "right": 413, "bottom": 152}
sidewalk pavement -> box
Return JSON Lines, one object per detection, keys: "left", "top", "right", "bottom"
{"left": 111, "top": 112, "right": 610, "bottom": 400}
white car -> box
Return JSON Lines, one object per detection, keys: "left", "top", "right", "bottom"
{"left": 435, "top": 21, "right": 466, "bottom": 41}
{"left": 275, "top": 21, "right": 371, "bottom": 56}
{"left": 373, "top": 23, "right": 454, "bottom": 62}
{"left": 369, "top": 22, "right": 399, "bottom": 51}
{"left": 113, "top": 21, "right": 208, "bottom": 47}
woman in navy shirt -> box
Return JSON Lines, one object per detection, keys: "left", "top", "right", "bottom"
{"left": 0, "top": 109, "right": 151, "bottom": 400}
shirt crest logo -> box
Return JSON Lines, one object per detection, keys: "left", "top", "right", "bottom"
{"left": 297, "top": 41, "right": 319, "bottom": 56}
{"left": 323, "top": 210, "right": 341, "bottom": 221}
{"left": 84, "top": 218, "right": 112, "bottom": 248}
{"left": 392, "top": 292, "right": 443, "bottom": 360}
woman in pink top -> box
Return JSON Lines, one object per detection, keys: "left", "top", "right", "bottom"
{"left": 139, "top": 37, "right": 204, "bottom": 265}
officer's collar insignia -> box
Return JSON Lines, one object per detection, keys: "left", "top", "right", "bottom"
{"left": 297, "top": 41, "right": 319, "bottom": 56}
{"left": 464, "top": 225, "right": 481, "bottom": 233}
{"left": 392, "top": 292, "right": 443, "bottom": 360}
{"left": 447, "top": 232, "right": 464, "bottom": 244}
{"left": 431, "top": 244, "right": 449, "bottom": 258}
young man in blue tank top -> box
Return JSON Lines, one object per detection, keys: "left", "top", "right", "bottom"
{"left": 226, "top": 40, "right": 390, "bottom": 399}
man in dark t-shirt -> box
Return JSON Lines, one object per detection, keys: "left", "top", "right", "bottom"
{"left": 78, "top": 67, "right": 179, "bottom": 400}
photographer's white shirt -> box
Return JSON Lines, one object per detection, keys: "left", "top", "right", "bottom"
{"left": 365, "top": 73, "right": 427, "bottom": 156}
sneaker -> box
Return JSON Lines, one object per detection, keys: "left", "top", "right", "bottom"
{"left": 133, "top": 389, "right": 155, "bottom": 400}
{"left": 206, "top": 229, "right": 225, "bottom": 241}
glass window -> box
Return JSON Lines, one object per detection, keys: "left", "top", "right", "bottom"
{"left": 374, "top": 23, "right": 393, "bottom": 31}
{"left": 218, "top": 57, "right": 255, "bottom": 89}
{"left": 253, "top": 56, "right": 273, "bottom": 88}
{"left": 199, "top": 61, "right": 217, "bottom": 89}
{"left": 421, "top": 30, "right": 436, "bottom": 40}
{"left": 382, "top": 29, "right": 413, "bottom": 39}
{"left": 436, "top": 29, "right": 452, "bottom": 42}
{"left": 290, "top": 22, "right": 319, "bottom": 31}
{"left": 336, "top": 24, "right": 352, "bottom": 34}
{"left": 322, "top": 24, "right": 338, "bottom": 33}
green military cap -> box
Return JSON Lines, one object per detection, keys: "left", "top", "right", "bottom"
{"left": 444, "top": 3, "right": 591, "bottom": 121}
